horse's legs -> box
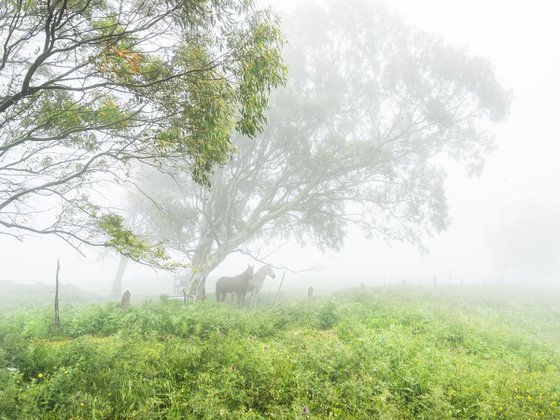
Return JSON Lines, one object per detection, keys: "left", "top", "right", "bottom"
{"left": 236, "top": 291, "right": 247, "bottom": 308}
{"left": 216, "top": 284, "right": 226, "bottom": 302}
{"left": 250, "top": 290, "right": 257, "bottom": 309}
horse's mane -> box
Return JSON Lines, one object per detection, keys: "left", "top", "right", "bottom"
{"left": 254, "top": 265, "right": 272, "bottom": 277}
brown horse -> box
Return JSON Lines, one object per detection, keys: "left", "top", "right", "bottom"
{"left": 215, "top": 265, "right": 254, "bottom": 307}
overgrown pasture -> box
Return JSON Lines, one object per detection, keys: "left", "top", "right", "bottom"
{"left": 1, "top": 285, "right": 559, "bottom": 418}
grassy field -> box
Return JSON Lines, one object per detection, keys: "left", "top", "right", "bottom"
{"left": 0, "top": 284, "right": 560, "bottom": 418}
{"left": 0, "top": 281, "right": 106, "bottom": 314}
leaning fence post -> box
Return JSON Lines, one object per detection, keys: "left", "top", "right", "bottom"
{"left": 274, "top": 272, "right": 286, "bottom": 306}
{"left": 54, "top": 260, "right": 61, "bottom": 331}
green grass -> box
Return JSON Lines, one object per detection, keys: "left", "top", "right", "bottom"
{"left": 0, "top": 281, "right": 105, "bottom": 314}
{"left": 1, "top": 285, "right": 560, "bottom": 418}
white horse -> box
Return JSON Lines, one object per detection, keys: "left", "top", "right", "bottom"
{"left": 247, "top": 265, "right": 276, "bottom": 309}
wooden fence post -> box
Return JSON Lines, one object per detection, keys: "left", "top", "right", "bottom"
{"left": 54, "top": 260, "right": 61, "bottom": 331}
{"left": 274, "top": 272, "right": 286, "bottom": 307}
{"left": 120, "top": 290, "right": 131, "bottom": 309}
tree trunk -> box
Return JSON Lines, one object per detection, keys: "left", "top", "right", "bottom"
{"left": 187, "top": 271, "right": 208, "bottom": 300}
{"left": 111, "top": 255, "right": 129, "bottom": 300}
{"left": 186, "top": 238, "right": 237, "bottom": 301}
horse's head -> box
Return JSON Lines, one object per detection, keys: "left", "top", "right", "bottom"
{"left": 267, "top": 265, "right": 276, "bottom": 278}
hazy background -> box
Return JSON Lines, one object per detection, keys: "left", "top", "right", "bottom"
{"left": 1, "top": 0, "right": 559, "bottom": 296}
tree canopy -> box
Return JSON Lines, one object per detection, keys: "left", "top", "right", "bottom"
{"left": 0, "top": 0, "right": 285, "bottom": 265}
{"left": 129, "top": 0, "right": 511, "bottom": 297}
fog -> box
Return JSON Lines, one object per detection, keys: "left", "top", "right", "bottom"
{"left": 1, "top": 0, "right": 559, "bottom": 300}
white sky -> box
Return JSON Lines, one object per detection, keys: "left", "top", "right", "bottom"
{"left": 1, "top": 1, "right": 559, "bottom": 295}
{"left": 372, "top": 0, "right": 560, "bottom": 284}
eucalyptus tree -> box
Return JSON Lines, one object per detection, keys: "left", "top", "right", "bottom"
{"left": 0, "top": 0, "right": 285, "bottom": 265}
{"left": 130, "top": 0, "right": 511, "bottom": 298}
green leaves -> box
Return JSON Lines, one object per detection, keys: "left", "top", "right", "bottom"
{"left": 97, "top": 214, "right": 175, "bottom": 269}
{"left": 147, "top": 7, "right": 286, "bottom": 186}
{"left": 231, "top": 11, "right": 287, "bottom": 137}
{"left": 0, "top": 0, "right": 286, "bottom": 265}
{"left": 172, "top": 45, "right": 237, "bottom": 184}
{"left": 95, "top": 98, "right": 130, "bottom": 129}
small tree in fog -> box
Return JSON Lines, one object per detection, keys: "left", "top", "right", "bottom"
{"left": 130, "top": 0, "right": 511, "bottom": 298}
{"left": 0, "top": 0, "right": 285, "bottom": 265}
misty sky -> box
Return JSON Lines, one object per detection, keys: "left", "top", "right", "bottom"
{"left": 2, "top": 0, "right": 559, "bottom": 293}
